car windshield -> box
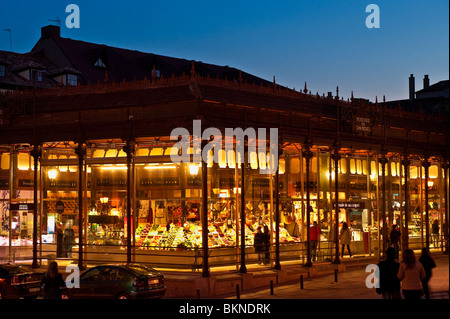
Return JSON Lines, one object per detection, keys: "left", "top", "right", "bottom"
{"left": 0, "top": 264, "right": 33, "bottom": 275}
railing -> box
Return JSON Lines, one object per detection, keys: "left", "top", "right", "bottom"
{"left": 34, "top": 234, "right": 447, "bottom": 269}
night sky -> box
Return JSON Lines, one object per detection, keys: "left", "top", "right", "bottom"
{"left": 1, "top": 0, "right": 448, "bottom": 102}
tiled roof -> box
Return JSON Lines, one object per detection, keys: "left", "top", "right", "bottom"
{"left": 31, "top": 26, "right": 272, "bottom": 87}
{"left": 0, "top": 50, "right": 62, "bottom": 89}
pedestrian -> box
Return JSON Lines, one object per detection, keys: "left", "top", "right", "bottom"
{"left": 397, "top": 249, "right": 426, "bottom": 299}
{"left": 377, "top": 247, "right": 401, "bottom": 299}
{"left": 63, "top": 223, "right": 75, "bottom": 258}
{"left": 41, "top": 261, "right": 66, "bottom": 299}
{"left": 263, "top": 225, "right": 271, "bottom": 265}
{"left": 419, "top": 247, "right": 436, "bottom": 299}
{"left": 56, "top": 222, "right": 64, "bottom": 258}
{"left": 390, "top": 224, "right": 401, "bottom": 259}
{"left": 253, "top": 226, "right": 265, "bottom": 265}
{"left": 310, "top": 221, "right": 321, "bottom": 262}
{"left": 339, "top": 222, "right": 352, "bottom": 258}
{"left": 431, "top": 220, "right": 440, "bottom": 248}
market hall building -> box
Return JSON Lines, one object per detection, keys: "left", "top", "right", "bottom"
{"left": 0, "top": 26, "right": 449, "bottom": 275}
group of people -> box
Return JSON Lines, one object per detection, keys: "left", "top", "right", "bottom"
{"left": 377, "top": 247, "right": 436, "bottom": 299}
{"left": 56, "top": 222, "right": 75, "bottom": 258}
{"left": 254, "top": 225, "right": 270, "bottom": 265}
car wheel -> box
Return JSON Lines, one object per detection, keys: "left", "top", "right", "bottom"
{"left": 116, "top": 292, "right": 130, "bottom": 299}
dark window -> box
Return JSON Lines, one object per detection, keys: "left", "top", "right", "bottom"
{"left": 30, "top": 69, "right": 42, "bottom": 82}
{"left": 80, "top": 267, "right": 102, "bottom": 282}
{"left": 94, "top": 58, "right": 106, "bottom": 68}
{"left": 0, "top": 65, "right": 5, "bottom": 77}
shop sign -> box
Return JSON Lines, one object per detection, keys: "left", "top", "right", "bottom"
{"left": 19, "top": 179, "right": 34, "bottom": 187}
{"left": 353, "top": 116, "right": 371, "bottom": 136}
{"left": 49, "top": 180, "right": 77, "bottom": 188}
{"left": 187, "top": 177, "right": 202, "bottom": 186}
{"left": 0, "top": 179, "right": 9, "bottom": 187}
{"left": 96, "top": 178, "right": 126, "bottom": 187}
{"left": 140, "top": 177, "right": 179, "bottom": 186}
{"left": 333, "top": 201, "right": 366, "bottom": 209}
{"left": 10, "top": 203, "right": 35, "bottom": 211}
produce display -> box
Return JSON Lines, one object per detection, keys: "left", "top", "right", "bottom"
{"left": 134, "top": 220, "right": 300, "bottom": 250}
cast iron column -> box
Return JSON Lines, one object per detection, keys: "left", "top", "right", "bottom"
{"left": 379, "top": 152, "right": 388, "bottom": 257}
{"left": 201, "top": 140, "right": 210, "bottom": 277}
{"left": 443, "top": 161, "right": 449, "bottom": 255}
{"left": 422, "top": 156, "right": 431, "bottom": 249}
{"left": 273, "top": 164, "right": 281, "bottom": 270}
{"left": 239, "top": 160, "right": 247, "bottom": 273}
{"left": 123, "top": 140, "right": 135, "bottom": 264}
{"left": 303, "top": 145, "right": 313, "bottom": 267}
{"left": 31, "top": 145, "right": 41, "bottom": 269}
{"left": 402, "top": 156, "right": 410, "bottom": 251}
{"left": 332, "top": 146, "right": 341, "bottom": 264}
{"left": 75, "top": 143, "right": 86, "bottom": 270}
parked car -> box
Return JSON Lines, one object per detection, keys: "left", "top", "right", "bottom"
{"left": 61, "top": 264, "right": 166, "bottom": 299}
{"left": 0, "top": 263, "right": 44, "bottom": 299}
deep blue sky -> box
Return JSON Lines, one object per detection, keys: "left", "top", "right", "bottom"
{"left": 1, "top": 0, "right": 448, "bottom": 101}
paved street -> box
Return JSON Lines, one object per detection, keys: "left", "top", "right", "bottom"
{"left": 219, "top": 254, "right": 449, "bottom": 299}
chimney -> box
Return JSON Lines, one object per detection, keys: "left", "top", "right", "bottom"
{"left": 409, "top": 74, "right": 415, "bottom": 100}
{"left": 423, "top": 75, "right": 430, "bottom": 90}
{"left": 41, "top": 25, "right": 60, "bottom": 39}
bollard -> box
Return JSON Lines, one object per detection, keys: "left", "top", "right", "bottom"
{"left": 300, "top": 274, "right": 304, "bottom": 289}
{"left": 335, "top": 269, "right": 338, "bottom": 282}
{"left": 270, "top": 280, "right": 274, "bottom": 295}
{"left": 236, "top": 284, "right": 240, "bottom": 299}
{"left": 196, "top": 289, "right": 200, "bottom": 299}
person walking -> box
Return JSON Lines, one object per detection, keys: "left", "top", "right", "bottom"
{"left": 263, "top": 225, "right": 271, "bottom": 265}
{"left": 310, "top": 221, "right": 321, "bottom": 262}
{"left": 41, "top": 261, "right": 66, "bottom": 299}
{"left": 419, "top": 247, "right": 436, "bottom": 299}
{"left": 254, "top": 227, "right": 265, "bottom": 265}
{"left": 431, "top": 220, "right": 440, "bottom": 248}
{"left": 339, "top": 222, "right": 352, "bottom": 258}
{"left": 390, "top": 224, "right": 401, "bottom": 259}
{"left": 63, "top": 223, "right": 75, "bottom": 258}
{"left": 377, "top": 247, "right": 401, "bottom": 299}
{"left": 56, "top": 222, "right": 64, "bottom": 258}
{"left": 397, "top": 249, "right": 426, "bottom": 299}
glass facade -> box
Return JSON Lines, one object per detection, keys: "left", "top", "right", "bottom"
{"left": 0, "top": 140, "right": 448, "bottom": 268}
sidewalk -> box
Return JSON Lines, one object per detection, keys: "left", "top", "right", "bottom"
{"left": 23, "top": 250, "right": 449, "bottom": 299}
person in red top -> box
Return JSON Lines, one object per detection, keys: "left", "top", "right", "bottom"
{"left": 310, "top": 221, "right": 321, "bottom": 262}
